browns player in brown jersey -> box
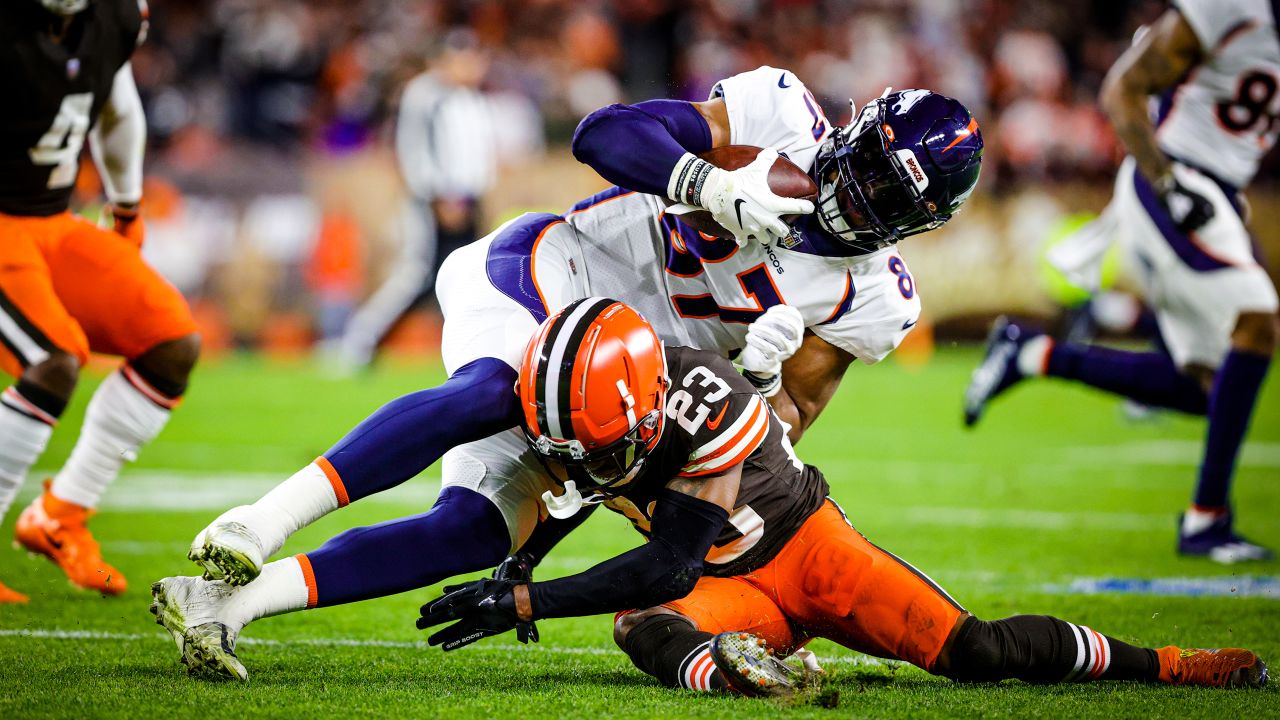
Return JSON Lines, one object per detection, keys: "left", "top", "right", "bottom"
{"left": 0, "top": 0, "right": 199, "bottom": 602}
{"left": 417, "top": 299, "right": 1267, "bottom": 695}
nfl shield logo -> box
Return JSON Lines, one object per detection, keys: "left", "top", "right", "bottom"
{"left": 66, "top": 58, "right": 80, "bottom": 79}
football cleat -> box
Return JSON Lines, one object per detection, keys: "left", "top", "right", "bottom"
{"left": 1178, "top": 512, "right": 1274, "bottom": 564}
{"left": 963, "top": 317, "right": 1036, "bottom": 428}
{"left": 150, "top": 577, "right": 248, "bottom": 681}
{"left": 0, "top": 579, "right": 29, "bottom": 604}
{"left": 709, "top": 632, "right": 802, "bottom": 698}
{"left": 1157, "top": 646, "right": 1268, "bottom": 688}
{"left": 188, "top": 507, "right": 266, "bottom": 586}
{"left": 14, "top": 482, "right": 127, "bottom": 595}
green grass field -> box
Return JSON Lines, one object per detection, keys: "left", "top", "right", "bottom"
{"left": 1, "top": 347, "right": 1276, "bottom": 718}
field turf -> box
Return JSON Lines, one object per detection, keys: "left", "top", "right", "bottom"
{"left": 0, "top": 347, "right": 1276, "bottom": 718}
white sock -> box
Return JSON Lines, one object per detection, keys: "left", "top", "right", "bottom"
{"left": 51, "top": 367, "right": 174, "bottom": 509}
{"left": 0, "top": 389, "right": 56, "bottom": 519}
{"left": 1181, "top": 506, "right": 1225, "bottom": 535}
{"left": 1016, "top": 335, "right": 1053, "bottom": 377}
{"left": 224, "top": 557, "right": 311, "bottom": 628}
{"left": 214, "top": 462, "right": 340, "bottom": 559}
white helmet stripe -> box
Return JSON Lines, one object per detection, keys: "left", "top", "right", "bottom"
{"left": 541, "top": 298, "right": 612, "bottom": 440}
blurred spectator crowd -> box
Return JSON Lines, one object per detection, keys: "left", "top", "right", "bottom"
{"left": 134, "top": 0, "right": 1176, "bottom": 189}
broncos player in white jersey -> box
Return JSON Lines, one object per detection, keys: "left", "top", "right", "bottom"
{"left": 966, "top": 1, "right": 1279, "bottom": 563}
{"left": 148, "top": 68, "right": 982, "bottom": 680}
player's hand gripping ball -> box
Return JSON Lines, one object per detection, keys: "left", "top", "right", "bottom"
{"left": 417, "top": 578, "right": 538, "bottom": 651}
{"left": 669, "top": 146, "right": 817, "bottom": 247}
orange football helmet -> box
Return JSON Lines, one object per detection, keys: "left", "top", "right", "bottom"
{"left": 517, "top": 298, "right": 667, "bottom": 493}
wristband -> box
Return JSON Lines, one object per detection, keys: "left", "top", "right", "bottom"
{"left": 667, "top": 153, "right": 716, "bottom": 206}
{"left": 743, "top": 370, "right": 782, "bottom": 398}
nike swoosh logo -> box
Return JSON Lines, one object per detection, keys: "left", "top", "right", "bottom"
{"left": 902, "top": 318, "right": 918, "bottom": 330}
{"left": 777, "top": 73, "right": 791, "bottom": 88}
{"left": 733, "top": 198, "right": 746, "bottom": 230}
{"left": 42, "top": 527, "right": 63, "bottom": 550}
{"left": 706, "top": 403, "right": 730, "bottom": 431}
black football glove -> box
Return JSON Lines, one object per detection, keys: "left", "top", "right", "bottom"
{"left": 416, "top": 578, "right": 539, "bottom": 651}
{"left": 1156, "top": 173, "right": 1215, "bottom": 234}
{"left": 493, "top": 552, "right": 536, "bottom": 583}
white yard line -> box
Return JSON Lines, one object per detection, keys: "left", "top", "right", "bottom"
{"left": 0, "top": 628, "right": 888, "bottom": 666}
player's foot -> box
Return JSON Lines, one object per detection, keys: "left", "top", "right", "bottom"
{"left": 14, "top": 482, "right": 127, "bottom": 595}
{"left": 964, "top": 317, "right": 1037, "bottom": 427}
{"left": 0, "top": 579, "right": 29, "bottom": 604}
{"left": 1157, "top": 646, "right": 1268, "bottom": 688}
{"left": 1177, "top": 511, "right": 1273, "bottom": 564}
{"left": 150, "top": 577, "right": 248, "bottom": 681}
{"left": 188, "top": 506, "right": 266, "bottom": 586}
{"left": 710, "top": 632, "right": 802, "bottom": 698}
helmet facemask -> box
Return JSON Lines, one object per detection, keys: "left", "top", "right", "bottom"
{"left": 815, "top": 99, "right": 949, "bottom": 253}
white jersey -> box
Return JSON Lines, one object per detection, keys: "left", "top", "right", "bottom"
{"left": 1157, "top": 0, "right": 1280, "bottom": 188}
{"left": 564, "top": 66, "right": 920, "bottom": 364}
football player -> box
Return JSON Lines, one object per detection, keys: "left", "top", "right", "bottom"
{"left": 414, "top": 300, "right": 1267, "bottom": 695}
{"left": 0, "top": 0, "right": 200, "bottom": 602}
{"left": 964, "top": 0, "right": 1279, "bottom": 563}
{"left": 152, "top": 70, "right": 980, "bottom": 676}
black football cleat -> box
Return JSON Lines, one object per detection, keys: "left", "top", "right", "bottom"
{"left": 964, "top": 316, "right": 1038, "bottom": 427}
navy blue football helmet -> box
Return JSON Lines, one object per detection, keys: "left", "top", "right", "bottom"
{"left": 814, "top": 89, "right": 983, "bottom": 253}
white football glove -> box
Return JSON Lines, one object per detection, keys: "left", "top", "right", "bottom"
{"left": 669, "top": 148, "right": 814, "bottom": 248}
{"left": 739, "top": 304, "right": 805, "bottom": 397}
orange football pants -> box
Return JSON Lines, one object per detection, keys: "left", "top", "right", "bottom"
{"left": 0, "top": 212, "right": 196, "bottom": 379}
{"left": 661, "top": 500, "right": 967, "bottom": 672}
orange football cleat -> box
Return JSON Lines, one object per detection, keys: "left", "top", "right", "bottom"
{"left": 1157, "top": 646, "right": 1268, "bottom": 688}
{"left": 14, "top": 482, "right": 127, "bottom": 595}
{"left": 0, "top": 579, "right": 29, "bottom": 604}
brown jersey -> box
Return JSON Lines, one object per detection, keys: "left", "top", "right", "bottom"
{"left": 601, "top": 345, "right": 830, "bottom": 577}
{"left": 0, "top": 0, "right": 145, "bottom": 216}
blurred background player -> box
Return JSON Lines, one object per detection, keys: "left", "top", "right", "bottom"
{"left": 328, "top": 29, "right": 497, "bottom": 372}
{"left": 0, "top": 0, "right": 200, "bottom": 603}
{"left": 964, "top": 0, "right": 1279, "bottom": 562}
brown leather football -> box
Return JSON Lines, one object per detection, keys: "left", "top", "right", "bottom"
{"left": 664, "top": 145, "right": 818, "bottom": 239}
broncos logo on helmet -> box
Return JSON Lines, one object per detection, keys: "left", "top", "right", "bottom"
{"left": 814, "top": 89, "right": 984, "bottom": 253}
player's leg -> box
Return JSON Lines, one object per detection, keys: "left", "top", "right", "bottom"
{"left": 938, "top": 614, "right": 1266, "bottom": 688}
{"left": 1179, "top": 307, "right": 1277, "bottom": 561}
{"left": 613, "top": 575, "right": 800, "bottom": 695}
{"left": 189, "top": 214, "right": 578, "bottom": 584}
{"left": 13, "top": 216, "right": 197, "bottom": 595}
{"left": 0, "top": 214, "right": 96, "bottom": 601}
{"left": 769, "top": 500, "right": 1266, "bottom": 687}
{"left": 964, "top": 316, "right": 1208, "bottom": 427}
{"left": 153, "top": 433, "right": 551, "bottom": 680}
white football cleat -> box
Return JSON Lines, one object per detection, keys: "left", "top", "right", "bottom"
{"left": 150, "top": 576, "right": 248, "bottom": 681}
{"left": 189, "top": 506, "right": 267, "bottom": 586}
{"left": 710, "top": 631, "right": 803, "bottom": 697}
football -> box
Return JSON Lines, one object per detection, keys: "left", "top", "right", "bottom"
{"left": 663, "top": 145, "right": 818, "bottom": 239}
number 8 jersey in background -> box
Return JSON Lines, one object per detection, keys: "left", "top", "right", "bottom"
{"left": 1157, "top": 0, "right": 1280, "bottom": 189}
{"left": 0, "top": 0, "right": 145, "bottom": 216}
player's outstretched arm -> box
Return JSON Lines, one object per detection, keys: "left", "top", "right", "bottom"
{"left": 572, "top": 99, "right": 812, "bottom": 246}
{"left": 417, "top": 467, "right": 740, "bottom": 650}
{"left": 770, "top": 333, "right": 855, "bottom": 444}
{"left": 1101, "top": 9, "right": 1213, "bottom": 231}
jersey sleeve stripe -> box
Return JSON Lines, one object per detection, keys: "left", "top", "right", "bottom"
{"left": 685, "top": 394, "right": 766, "bottom": 462}
{"left": 679, "top": 399, "right": 769, "bottom": 476}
